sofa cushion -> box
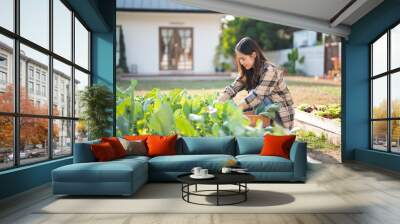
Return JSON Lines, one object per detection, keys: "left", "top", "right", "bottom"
{"left": 260, "top": 134, "right": 296, "bottom": 159}
{"left": 147, "top": 135, "right": 178, "bottom": 157}
{"left": 179, "top": 137, "right": 235, "bottom": 155}
{"left": 236, "top": 155, "right": 293, "bottom": 172}
{"left": 236, "top": 137, "right": 264, "bottom": 155}
{"left": 119, "top": 138, "right": 147, "bottom": 156}
{"left": 52, "top": 159, "right": 147, "bottom": 183}
{"left": 124, "top": 135, "right": 150, "bottom": 141}
{"left": 91, "top": 142, "right": 118, "bottom": 161}
{"left": 101, "top": 137, "right": 127, "bottom": 158}
{"left": 115, "top": 155, "right": 150, "bottom": 163}
{"left": 149, "top": 154, "right": 235, "bottom": 172}
{"left": 124, "top": 135, "right": 152, "bottom": 149}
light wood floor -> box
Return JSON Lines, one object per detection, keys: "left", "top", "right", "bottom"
{"left": 1, "top": 162, "right": 400, "bottom": 224}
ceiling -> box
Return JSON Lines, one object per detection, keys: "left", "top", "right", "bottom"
{"left": 173, "top": 0, "right": 384, "bottom": 37}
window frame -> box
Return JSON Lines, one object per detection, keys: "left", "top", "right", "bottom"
{"left": 158, "top": 26, "right": 194, "bottom": 71}
{"left": 0, "top": 0, "right": 92, "bottom": 171}
{"left": 370, "top": 20, "right": 400, "bottom": 154}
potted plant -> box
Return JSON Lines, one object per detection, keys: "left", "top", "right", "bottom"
{"left": 80, "top": 84, "right": 114, "bottom": 140}
{"left": 244, "top": 103, "right": 280, "bottom": 128}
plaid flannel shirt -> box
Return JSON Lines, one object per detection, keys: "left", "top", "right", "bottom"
{"left": 221, "top": 61, "right": 295, "bottom": 129}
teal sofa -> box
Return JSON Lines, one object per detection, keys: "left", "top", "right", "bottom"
{"left": 52, "top": 137, "right": 307, "bottom": 196}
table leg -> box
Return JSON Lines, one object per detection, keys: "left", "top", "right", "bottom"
{"left": 195, "top": 184, "right": 197, "bottom": 192}
{"left": 217, "top": 184, "right": 219, "bottom": 206}
{"left": 181, "top": 184, "right": 183, "bottom": 199}
{"left": 187, "top": 184, "right": 190, "bottom": 202}
{"left": 245, "top": 183, "right": 247, "bottom": 201}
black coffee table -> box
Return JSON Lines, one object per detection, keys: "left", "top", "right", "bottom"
{"left": 177, "top": 172, "right": 255, "bottom": 206}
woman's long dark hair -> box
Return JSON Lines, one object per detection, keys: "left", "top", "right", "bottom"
{"left": 235, "top": 37, "right": 267, "bottom": 90}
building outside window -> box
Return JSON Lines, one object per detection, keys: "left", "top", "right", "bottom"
{"left": 0, "top": 0, "right": 92, "bottom": 170}
{"left": 370, "top": 23, "right": 400, "bottom": 154}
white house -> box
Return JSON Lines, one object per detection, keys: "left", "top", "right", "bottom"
{"left": 265, "top": 30, "right": 341, "bottom": 77}
{"left": 116, "top": 0, "right": 224, "bottom": 75}
{"left": 293, "top": 30, "right": 318, "bottom": 48}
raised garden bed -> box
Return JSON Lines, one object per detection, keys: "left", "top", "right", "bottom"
{"left": 294, "top": 109, "right": 341, "bottom": 145}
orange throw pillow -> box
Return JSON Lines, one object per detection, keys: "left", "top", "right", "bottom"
{"left": 146, "top": 135, "right": 178, "bottom": 157}
{"left": 124, "top": 135, "right": 150, "bottom": 141}
{"left": 91, "top": 142, "right": 117, "bottom": 162}
{"left": 101, "top": 137, "right": 126, "bottom": 158}
{"left": 260, "top": 134, "right": 296, "bottom": 159}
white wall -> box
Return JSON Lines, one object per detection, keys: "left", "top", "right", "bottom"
{"left": 117, "top": 12, "right": 223, "bottom": 74}
{"left": 265, "top": 45, "right": 324, "bottom": 76}
{"left": 293, "top": 30, "right": 317, "bottom": 48}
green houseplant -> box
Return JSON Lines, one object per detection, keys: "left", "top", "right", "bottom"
{"left": 80, "top": 84, "right": 114, "bottom": 140}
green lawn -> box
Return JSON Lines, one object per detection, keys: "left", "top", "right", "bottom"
{"left": 117, "top": 76, "right": 341, "bottom": 106}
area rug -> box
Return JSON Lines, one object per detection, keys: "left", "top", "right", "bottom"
{"left": 37, "top": 183, "right": 361, "bottom": 214}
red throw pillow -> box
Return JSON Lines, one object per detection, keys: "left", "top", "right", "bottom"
{"left": 101, "top": 137, "right": 126, "bottom": 158}
{"left": 146, "top": 135, "right": 178, "bottom": 157}
{"left": 91, "top": 142, "right": 117, "bottom": 162}
{"left": 260, "top": 134, "right": 296, "bottom": 159}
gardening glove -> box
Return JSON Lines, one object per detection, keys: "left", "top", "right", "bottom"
{"left": 216, "top": 92, "right": 229, "bottom": 103}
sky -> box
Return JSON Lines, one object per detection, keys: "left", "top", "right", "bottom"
{"left": 372, "top": 32, "right": 400, "bottom": 108}
{"left": 0, "top": 0, "right": 89, "bottom": 73}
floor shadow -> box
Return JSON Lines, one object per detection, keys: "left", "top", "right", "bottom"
{"left": 308, "top": 150, "right": 341, "bottom": 164}
{"left": 56, "top": 183, "right": 182, "bottom": 200}
{"left": 203, "top": 190, "right": 295, "bottom": 207}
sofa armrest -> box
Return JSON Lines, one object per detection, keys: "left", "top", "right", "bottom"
{"left": 73, "top": 140, "right": 100, "bottom": 163}
{"left": 289, "top": 141, "right": 307, "bottom": 181}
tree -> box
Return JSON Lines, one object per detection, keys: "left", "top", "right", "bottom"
{"left": 283, "top": 48, "right": 305, "bottom": 74}
{"left": 216, "top": 17, "right": 295, "bottom": 61}
{"left": 117, "top": 26, "right": 129, "bottom": 73}
{"left": 0, "top": 85, "right": 59, "bottom": 150}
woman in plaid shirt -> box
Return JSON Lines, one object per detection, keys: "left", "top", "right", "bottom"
{"left": 217, "top": 37, "right": 295, "bottom": 129}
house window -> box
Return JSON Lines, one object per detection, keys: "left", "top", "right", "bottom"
{"left": 0, "top": 71, "right": 7, "bottom": 86}
{"left": 36, "top": 83, "right": 40, "bottom": 95}
{"left": 28, "top": 66, "right": 34, "bottom": 80}
{"left": 41, "top": 73, "right": 46, "bottom": 83}
{"left": 28, "top": 81, "right": 34, "bottom": 94}
{"left": 370, "top": 23, "right": 400, "bottom": 154}
{"left": 0, "top": 54, "right": 7, "bottom": 67}
{"left": 42, "top": 85, "right": 46, "bottom": 97}
{"left": 35, "top": 69, "right": 41, "bottom": 81}
{"left": 159, "top": 27, "right": 193, "bottom": 71}
{"left": 0, "top": 0, "right": 91, "bottom": 170}
{"left": 0, "top": 54, "right": 7, "bottom": 86}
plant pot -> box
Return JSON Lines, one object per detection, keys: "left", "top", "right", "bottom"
{"left": 245, "top": 114, "right": 271, "bottom": 128}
